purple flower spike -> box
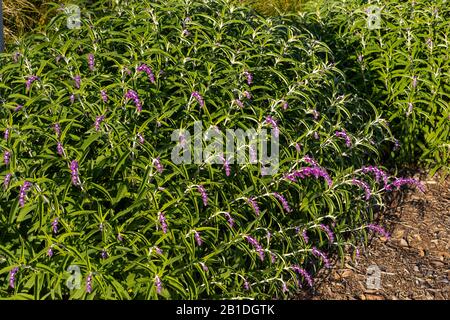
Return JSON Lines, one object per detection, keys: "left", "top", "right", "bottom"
{"left": 273, "top": 192, "right": 292, "bottom": 213}
{"left": 367, "top": 223, "right": 390, "bottom": 239}
{"left": 235, "top": 99, "right": 244, "bottom": 108}
{"left": 19, "top": 181, "right": 32, "bottom": 207}
{"left": 73, "top": 75, "right": 81, "bottom": 89}
{"left": 312, "top": 247, "right": 331, "bottom": 268}
{"left": 301, "top": 230, "right": 309, "bottom": 243}
{"left": 26, "top": 76, "right": 39, "bottom": 92}
{"left": 101, "top": 249, "right": 108, "bottom": 259}
{"left": 9, "top": 267, "right": 19, "bottom": 288}
{"left": 243, "top": 71, "right": 253, "bottom": 85}
{"left": 53, "top": 123, "right": 61, "bottom": 138}
{"left": 47, "top": 247, "right": 54, "bottom": 257}
{"left": 282, "top": 100, "right": 289, "bottom": 110}
{"left": 57, "top": 142, "right": 64, "bottom": 156}
{"left": 265, "top": 116, "right": 279, "bottom": 138}
{"left": 137, "top": 133, "right": 145, "bottom": 145}
{"left": 88, "top": 53, "right": 95, "bottom": 71}
{"left": 51, "top": 217, "right": 59, "bottom": 234}
{"left": 101, "top": 90, "right": 108, "bottom": 103}
{"left": 86, "top": 273, "right": 93, "bottom": 293}
{"left": 94, "top": 115, "right": 105, "bottom": 132}
{"left": 319, "top": 224, "right": 335, "bottom": 243}
{"left": 4, "top": 151, "right": 11, "bottom": 165}
{"left": 15, "top": 104, "right": 23, "bottom": 112}
{"left": 117, "top": 233, "right": 123, "bottom": 242}
{"left": 194, "top": 231, "right": 203, "bottom": 246}
{"left": 200, "top": 262, "right": 209, "bottom": 272}
{"left": 158, "top": 212, "right": 168, "bottom": 234}
{"left": 70, "top": 160, "right": 80, "bottom": 186}
{"left": 335, "top": 130, "right": 352, "bottom": 147}
{"left": 244, "top": 235, "right": 264, "bottom": 261}
{"left": 224, "top": 212, "right": 234, "bottom": 228}
{"left": 361, "top": 166, "right": 389, "bottom": 187}
{"left": 70, "top": 94, "right": 75, "bottom": 104}
{"left": 389, "top": 177, "right": 425, "bottom": 193}
{"left": 155, "top": 275, "right": 162, "bottom": 294}
{"left": 243, "top": 280, "right": 250, "bottom": 291}
{"left": 292, "top": 265, "right": 313, "bottom": 287}
{"left": 137, "top": 64, "right": 155, "bottom": 84}
{"left": 153, "top": 158, "right": 164, "bottom": 174}
{"left": 191, "top": 91, "right": 204, "bottom": 107}
{"left": 125, "top": 89, "right": 142, "bottom": 113}
{"left": 295, "top": 143, "right": 301, "bottom": 153}
{"left": 243, "top": 91, "right": 251, "bottom": 100}
{"left": 352, "top": 178, "right": 371, "bottom": 200}
{"left": 4, "top": 173, "right": 12, "bottom": 189}
{"left": 270, "top": 252, "right": 276, "bottom": 263}
{"left": 197, "top": 185, "right": 208, "bottom": 206}
{"left": 246, "top": 197, "right": 260, "bottom": 216}
{"left": 223, "top": 158, "right": 231, "bottom": 176}
{"left": 4, "top": 128, "right": 10, "bottom": 141}
{"left": 312, "top": 109, "right": 320, "bottom": 120}
{"left": 285, "top": 166, "right": 333, "bottom": 187}
{"left": 282, "top": 282, "right": 288, "bottom": 293}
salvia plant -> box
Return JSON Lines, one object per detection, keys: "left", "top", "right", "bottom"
{"left": 0, "top": 0, "right": 425, "bottom": 299}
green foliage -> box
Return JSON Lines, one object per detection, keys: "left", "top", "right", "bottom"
{"left": 0, "top": 0, "right": 407, "bottom": 299}
{"left": 302, "top": 0, "right": 450, "bottom": 175}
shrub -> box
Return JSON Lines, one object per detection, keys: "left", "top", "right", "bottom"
{"left": 301, "top": 0, "right": 450, "bottom": 176}
{"left": 0, "top": 0, "right": 420, "bottom": 299}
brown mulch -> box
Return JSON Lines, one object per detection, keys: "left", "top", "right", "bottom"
{"left": 297, "top": 171, "right": 450, "bottom": 300}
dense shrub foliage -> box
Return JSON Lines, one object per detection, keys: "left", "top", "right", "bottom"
{"left": 0, "top": 0, "right": 424, "bottom": 299}
{"left": 302, "top": 0, "right": 450, "bottom": 175}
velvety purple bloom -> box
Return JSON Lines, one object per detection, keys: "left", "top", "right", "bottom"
{"left": 117, "top": 233, "right": 123, "bottom": 242}
{"left": 284, "top": 166, "right": 333, "bottom": 187}
{"left": 73, "top": 75, "right": 81, "bottom": 89}
{"left": 224, "top": 212, "right": 234, "bottom": 228}
{"left": 158, "top": 212, "right": 168, "bottom": 234}
{"left": 9, "top": 267, "right": 19, "bottom": 288}
{"left": 367, "top": 223, "right": 390, "bottom": 239}
{"left": 94, "top": 115, "right": 105, "bottom": 132}
{"left": 4, "top": 128, "right": 9, "bottom": 141}
{"left": 70, "top": 94, "right": 75, "bottom": 104}
{"left": 389, "top": 177, "right": 425, "bottom": 193}
{"left": 125, "top": 89, "right": 142, "bottom": 112}
{"left": 273, "top": 192, "right": 292, "bottom": 213}
{"left": 88, "top": 53, "right": 95, "bottom": 71}
{"left": 282, "top": 100, "right": 289, "bottom": 110}
{"left": 243, "top": 91, "right": 251, "bottom": 100}
{"left": 86, "top": 273, "right": 93, "bottom": 293}
{"left": 292, "top": 265, "right": 313, "bottom": 287}
{"left": 352, "top": 178, "right": 371, "bottom": 200}
{"left": 312, "top": 109, "right": 320, "bottom": 120}
{"left": 26, "top": 76, "right": 39, "bottom": 92}
{"left": 361, "top": 166, "right": 389, "bottom": 187}
{"left": 51, "top": 217, "right": 59, "bottom": 234}
{"left": 319, "top": 224, "right": 335, "bottom": 243}
{"left": 101, "top": 90, "right": 108, "bottom": 103}
{"left": 70, "top": 160, "right": 80, "bottom": 186}
{"left": 191, "top": 91, "right": 204, "bottom": 107}
{"left": 137, "top": 64, "right": 155, "bottom": 84}
{"left": 313, "top": 131, "right": 319, "bottom": 140}
{"left": 182, "top": 29, "right": 190, "bottom": 36}
{"left": 246, "top": 197, "right": 260, "bottom": 216}
{"left": 101, "top": 249, "right": 108, "bottom": 259}
{"left": 197, "top": 185, "right": 208, "bottom": 206}
{"left": 153, "top": 158, "right": 163, "bottom": 174}
{"left": 312, "top": 247, "right": 331, "bottom": 268}
{"left": 265, "top": 116, "right": 279, "bottom": 138}
{"left": 57, "top": 142, "right": 64, "bottom": 156}
{"left": 243, "top": 280, "right": 250, "bottom": 291}
{"left": 47, "top": 247, "right": 54, "bottom": 257}
{"left": 4, "top": 173, "right": 12, "bottom": 189}
{"left": 154, "top": 246, "right": 163, "bottom": 255}
{"left": 53, "top": 123, "right": 61, "bottom": 138}
{"left": 295, "top": 143, "right": 301, "bottom": 153}
{"left": 15, "top": 104, "right": 23, "bottom": 112}
{"left": 302, "top": 155, "right": 318, "bottom": 166}
{"left": 335, "top": 130, "right": 352, "bottom": 147}
{"left": 194, "top": 231, "right": 203, "bottom": 246}
{"left": 243, "top": 71, "right": 253, "bottom": 85}
{"left": 270, "top": 252, "right": 276, "bottom": 263}
{"left": 155, "top": 275, "right": 162, "bottom": 294}
{"left": 244, "top": 235, "right": 264, "bottom": 261}
{"left": 4, "top": 151, "right": 11, "bottom": 165}
{"left": 235, "top": 99, "right": 244, "bottom": 108}
{"left": 282, "top": 282, "right": 288, "bottom": 293}
{"left": 355, "top": 247, "right": 360, "bottom": 259}
{"left": 223, "top": 158, "right": 231, "bottom": 176}
{"left": 137, "top": 133, "right": 145, "bottom": 145}
{"left": 19, "top": 181, "right": 32, "bottom": 207}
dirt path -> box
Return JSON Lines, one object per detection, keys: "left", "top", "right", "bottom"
{"left": 298, "top": 171, "right": 449, "bottom": 300}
